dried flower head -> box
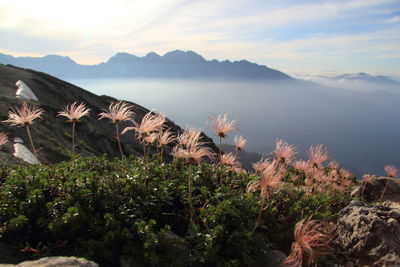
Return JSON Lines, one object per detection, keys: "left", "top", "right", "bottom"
{"left": 0, "top": 132, "right": 8, "bottom": 146}
{"left": 144, "top": 132, "right": 158, "bottom": 145}
{"left": 384, "top": 165, "right": 398, "bottom": 178}
{"left": 98, "top": 101, "right": 135, "bottom": 124}
{"left": 340, "top": 169, "right": 351, "bottom": 179}
{"left": 274, "top": 139, "right": 296, "bottom": 165}
{"left": 58, "top": 102, "right": 91, "bottom": 122}
{"left": 176, "top": 126, "right": 202, "bottom": 148}
{"left": 252, "top": 157, "right": 273, "bottom": 173}
{"left": 362, "top": 174, "right": 374, "bottom": 184}
{"left": 328, "top": 160, "right": 339, "bottom": 170}
{"left": 307, "top": 145, "right": 328, "bottom": 167}
{"left": 234, "top": 135, "right": 247, "bottom": 151}
{"left": 172, "top": 138, "right": 215, "bottom": 164}
{"left": 158, "top": 129, "right": 175, "bottom": 147}
{"left": 247, "top": 160, "right": 284, "bottom": 200}
{"left": 220, "top": 153, "right": 240, "bottom": 167}
{"left": 3, "top": 101, "right": 44, "bottom": 127}
{"left": 209, "top": 114, "right": 237, "bottom": 138}
{"left": 294, "top": 160, "right": 311, "bottom": 173}
{"left": 284, "top": 217, "right": 333, "bottom": 267}
{"left": 122, "top": 111, "right": 165, "bottom": 141}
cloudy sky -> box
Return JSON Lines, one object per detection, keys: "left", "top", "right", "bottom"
{"left": 0, "top": 0, "right": 399, "bottom": 76}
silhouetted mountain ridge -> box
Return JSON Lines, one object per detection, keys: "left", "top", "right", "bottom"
{"left": 0, "top": 50, "right": 292, "bottom": 80}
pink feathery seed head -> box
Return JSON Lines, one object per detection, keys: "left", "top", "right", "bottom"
{"left": 294, "top": 160, "right": 311, "bottom": 173}
{"left": 177, "top": 126, "right": 202, "bottom": 147}
{"left": 58, "top": 102, "right": 90, "bottom": 122}
{"left": 3, "top": 101, "right": 44, "bottom": 127}
{"left": 384, "top": 165, "right": 398, "bottom": 178}
{"left": 328, "top": 160, "right": 339, "bottom": 170}
{"left": 190, "top": 145, "right": 215, "bottom": 164}
{"left": 252, "top": 157, "right": 273, "bottom": 173}
{"left": 0, "top": 132, "right": 8, "bottom": 146}
{"left": 98, "top": 101, "right": 135, "bottom": 124}
{"left": 248, "top": 160, "right": 284, "bottom": 200}
{"left": 274, "top": 139, "right": 296, "bottom": 165}
{"left": 220, "top": 153, "right": 240, "bottom": 167}
{"left": 208, "top": 114, "right": 237, "bottom": 138}
{"left": 158, "top": 129, "right": 175, "bottom": 147}
{"left": 307, "top": 144, "right": 328, "bottom": 167}
{"left": 284, "top": 217, "right": 333, "bottom": 267}
{"left": 121, "top": 111, "right": 165, "bottom": 141}
{"left": 362, "top": 174, "right": 374, "bottom": 184}
{"left": 341, "top": 177, "right": 352, "bottom": 188}
{"left": 144, "top": 132, "right": 158, "bottom": 145}
{"left": 234, "top": 135, "right": 247, "bottom": 151}
{"left": 171, "top": 146, "right": 190, "bottom": 160}
{"left": 340, "top": 169, "right": 351, "bottom": 179}
{"left": 137, "top": 111, "right": 165, "bottom": 134}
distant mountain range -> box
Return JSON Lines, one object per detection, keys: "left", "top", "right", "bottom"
{"left": 330, "top": 73, "right": 400, "bottom": 84}
{"left": 0, "top": 50, "right": 292, "bottom": 81}
{"left": 301, "top": 72, "right": 400, "bottom": 85}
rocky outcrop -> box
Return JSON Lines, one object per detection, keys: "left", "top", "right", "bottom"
{"left": 0, "top": 256, "right": 98, "bottom": 267}
{"left": 336, "top": 200, "right": 400, "bottom": 266}
{"left": 360, "top": 176, "right": 400, "bottom": 202}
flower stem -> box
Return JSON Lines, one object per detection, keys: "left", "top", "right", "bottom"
{"left": 252, "top": 198, "right": 265, "bottom": 234}
{"left": 188, "top": 166, "right": 194, "bottom": 226}
{"left": 25, "top": 125, "right": 39, "bottom": 162}
{"left": 379, "top": 179, "right": 390, "bottom": 201}
{"left": 72, "top": 121, "right": 76, "bottom": 155}
{"left": 115, "top": 123, "right": 123, "bottom": 158}
{"left": 219, "top": 136, "right": 222, "bottom": 160}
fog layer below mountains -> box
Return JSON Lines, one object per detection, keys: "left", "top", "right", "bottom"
{"left": 69, "top": 78, "right": 400, "bottom": 177}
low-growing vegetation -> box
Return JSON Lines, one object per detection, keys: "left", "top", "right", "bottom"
{"left": 0, "top": 155, "right": 352, "bottom": 266}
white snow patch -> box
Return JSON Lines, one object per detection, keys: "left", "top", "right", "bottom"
{"left": 15, "top": 80, "right": 39, "bottom": 102}
{"left": 13, "top": 137, "right": 40, "bottom": 164}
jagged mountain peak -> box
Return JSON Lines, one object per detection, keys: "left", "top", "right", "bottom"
{"left": 163, "top": 50, "right": 205, "bottom": 62}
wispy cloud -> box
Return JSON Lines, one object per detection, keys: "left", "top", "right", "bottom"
{"left": 0, "top": 0, "right": 399, "bottom": 75}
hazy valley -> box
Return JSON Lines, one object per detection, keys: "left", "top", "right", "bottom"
{"left": 1, "top": 51, "right": 399, "bottom": 177}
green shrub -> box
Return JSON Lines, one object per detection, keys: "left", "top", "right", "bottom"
{"left": 0, "top": 156, "right": 352, "bottom": 266}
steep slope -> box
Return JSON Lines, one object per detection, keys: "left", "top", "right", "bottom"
{"left": 0, "top": 64, "right": 218, "bottom": 165}
{"left": 0, "top": 50, "right": 292, "bottom": 80}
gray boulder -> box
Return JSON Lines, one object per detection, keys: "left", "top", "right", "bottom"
{"left": 0, "top": 256, "right": 99, "bottom": 267}
{"left": 360, "top": 176, "right": 400, "bottom": 202}
{"left": 336, "top": 200, "right": 400, "bottom": 266}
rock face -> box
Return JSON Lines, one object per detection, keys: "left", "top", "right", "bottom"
{"left": 361, "top": 176, "right": 400, "bottom": 202}
{"left": 336, "top": 200, "right": 400, "bottom": 266}
{"left": 0, "top": 256, "right": 98, "bottom": 267}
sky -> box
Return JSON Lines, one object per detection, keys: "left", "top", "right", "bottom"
{"left": 0, "top": 0, "right": 399, "bottom": 76}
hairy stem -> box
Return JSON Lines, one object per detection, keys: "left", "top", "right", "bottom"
{"left": 379, "top": 179, "right": 390, "bottom": 201}
{"left": 188, "top": 165, "right": 194, "bottom": 226}
{"left": 143, "top": 142, "right": 147, "bottom": 162}
{"left": 72, "top": 121, "right": 76, "bottom": 155}
{"left": 115, "top": 123, "right": 123, "bottom": 159}
{"left": 361, "top": 182, "right": 367, "bottom": 198}
{"left": 219, "top": 136, "right": 222, "bottom": 161}
{"left": 25, "top": 125, "right": 39, "bottom": 163}
{"left": 160, "top": 146, "right": 164, "bottom": 164}
{"left": 252, "top": 197, "right": 266, "bottom": 234}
